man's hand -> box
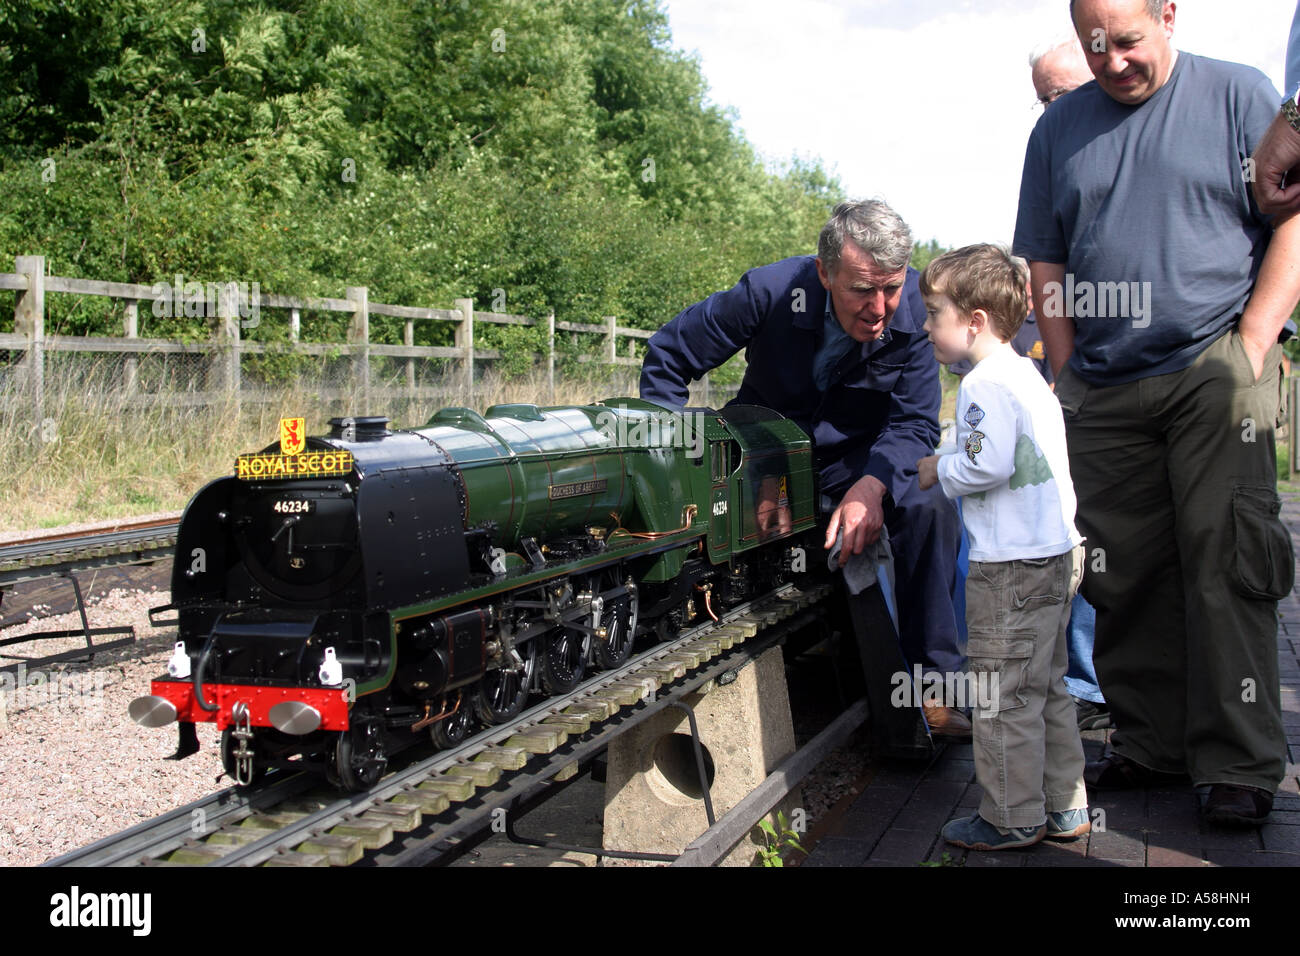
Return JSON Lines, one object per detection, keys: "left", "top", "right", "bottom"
{"left": 1252, "top": 108, "right": 1300, "bottom": 222}
{"left": 823, "top": 474, "right": 887, "bottom": 566}
{"left": 916, "top": 455, "right": 940, "bottom": 491}
{"left": 1238, "top": 209, "right": 1300, "bottom": 381}
{"left": 1029, "top": 262, "right": 1074, "bottom": 380}
{"left": 1239, "top": 328, "right": 1275, "bottom": 383}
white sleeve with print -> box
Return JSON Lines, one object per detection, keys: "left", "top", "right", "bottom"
{"left": 935, "top": 349, "right": 1081, "bottom": 562}
{"left": 936, "top": 376, "right": 1017, "bottom": 498}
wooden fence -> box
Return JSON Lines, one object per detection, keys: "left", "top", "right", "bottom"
{"left": 0, "top": 255, "right": 735, "bottom": 425}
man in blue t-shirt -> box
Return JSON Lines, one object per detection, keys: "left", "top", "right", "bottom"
{"left": 1013, "top": 0, "right": 1300, "bottom": 826}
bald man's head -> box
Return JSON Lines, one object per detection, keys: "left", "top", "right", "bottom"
{"left": 1030, "top": 39, "right": 1093, "bottom": 106}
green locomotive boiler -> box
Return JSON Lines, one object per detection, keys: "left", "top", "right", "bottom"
{"left": 129, "top": 398, "right": 821, "bottom": 789}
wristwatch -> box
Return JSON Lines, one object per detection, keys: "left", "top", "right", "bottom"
{"left": 1283, "top": 89, "right": 1300, "bottom": 134}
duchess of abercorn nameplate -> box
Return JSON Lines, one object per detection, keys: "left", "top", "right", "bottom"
{"left": 547, "top": 479, "right": 608, "bottom": 500}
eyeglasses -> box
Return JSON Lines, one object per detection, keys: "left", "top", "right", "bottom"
{"left": 1034, "top": 88, "right": 1073, "bottom": 109}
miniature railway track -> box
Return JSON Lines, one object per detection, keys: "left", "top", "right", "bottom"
{"left": 0, "top": 516, "right": 180, "bottom": 589}
{"left": 46, "top": 580, "right": 834, "bottom": 868}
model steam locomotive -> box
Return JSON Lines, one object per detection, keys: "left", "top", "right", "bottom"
{"left": 129, "top": 399, "right": 821, "bottom": 790}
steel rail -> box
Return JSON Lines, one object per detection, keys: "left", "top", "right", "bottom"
{"left": 212, "top": 582, "right": 824, "bottom": 867}
{"left": 46, "top": 580, "right": 831, "bottom": 868}
{"left": 0, "top": 518, "right": 180, "bottom": 588}
{"left": 377, "top": 601, "right": 831, "bottom": 868}
{"left": 42, "top": 771, "right": 319, "bottom": 867}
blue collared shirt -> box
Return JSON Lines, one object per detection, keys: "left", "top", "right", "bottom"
{"left": 813, "top": 300, "right": 857, "bottom": 391}
{"left": 639, "top": 256, "right": 936, "bottom": 503}
{"left": 813, "top": 297, "right": 894, "bottom": 391}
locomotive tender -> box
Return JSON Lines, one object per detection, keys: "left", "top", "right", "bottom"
{"left": 129, "top": 398, "right": 820, "bottom": 790}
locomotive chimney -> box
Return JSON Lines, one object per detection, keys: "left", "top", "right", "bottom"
{"left": 328, "top": 416, "right": 390, "bottom": 442}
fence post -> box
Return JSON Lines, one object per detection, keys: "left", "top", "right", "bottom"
{"left": 14, "top": 255, "right": 45, "bottom": 439}
{"left": 1292, "top": 375, "right": 1299, "bottom": 478}
{"left": 547, "top": 311, "right": 555, "bottom": 404}
{"left": 455, "top": 297, "right": 474, "bottom": 403}
{"left": 347, "top": 285, "right": 370, "bottom": 401}
{"left": 290, "top": 306, "right": 301, "bottom": 342}
{"left": 215, "top": 282, "right": 241, "bottom": 405}
{"left": 605, "top": 315, "right": 617, "bottom": 364}
{"left": 404, "top": 318, "right": 416, "bottom": 395}
{"left": 123, "top": 299, "right": 139, "bottom": 397}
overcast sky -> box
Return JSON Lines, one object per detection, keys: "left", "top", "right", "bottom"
{"left": 662, "top": 0, "right": 1295, "bottom": 249}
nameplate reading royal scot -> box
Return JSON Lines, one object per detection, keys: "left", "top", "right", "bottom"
{"left": 548, "top": 479, "right": 607, "bottom": 500}
{"left": 236, "top": 450, "right": 354, "bottom": 480}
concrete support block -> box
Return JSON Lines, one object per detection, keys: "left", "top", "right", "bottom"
{"left": 602, "top": 644, "right": 800, "bottom": 866}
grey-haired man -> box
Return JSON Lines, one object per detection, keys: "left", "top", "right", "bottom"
{"left": 641, "top": 200, "right": 968, "bottom": 738}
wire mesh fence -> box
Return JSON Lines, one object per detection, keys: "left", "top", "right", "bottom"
{"left": 0, "top": 259, "right": 742, "bottom": 529}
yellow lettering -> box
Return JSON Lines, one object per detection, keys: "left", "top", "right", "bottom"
{"left": 236, "top": 449, "right": 352, "bottom": 479}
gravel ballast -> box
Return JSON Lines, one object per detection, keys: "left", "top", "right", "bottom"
{"left": 1, "top": 580, "right": 874, "bottom": 867}
{"left": 0, "top": 585, "right": 224, "bottom": 867}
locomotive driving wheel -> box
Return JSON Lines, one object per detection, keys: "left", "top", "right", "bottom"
{"left": 430, "top": 694, "right": 476, "bottom": 749}
{"left": 592, "top": 573, "right": 638, "bottom": 670}
{"left": 540, "top": 624, "right": 589, "bottom": 695}
{"left": 475, "top": 635, "right": 538, "bottom": 725}
{"left": 332, "top": 719, "right": 387, "bottom": 792}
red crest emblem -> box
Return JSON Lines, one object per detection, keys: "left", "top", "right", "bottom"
{"left": 280, "top": 417, "right": 306, "bottom": 456}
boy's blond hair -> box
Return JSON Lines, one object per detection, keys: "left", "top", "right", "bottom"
{"left": 919, "top": 244, "right": 1029, "bottom": 342}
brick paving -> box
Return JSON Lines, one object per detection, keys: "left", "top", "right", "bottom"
{"left": 803, "top": 494, "right": 1300, "bottom": 868}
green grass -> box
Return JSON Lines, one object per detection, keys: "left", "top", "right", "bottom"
{"left": 939, "top": 367, "right": 959, "bottom": 424}
{"left": 1277, "top": 441, "right": 1299, "bottom": 495}
{"left": 0, "top": 359, "right": 636, "bottom": 534}
{"left": 6, "top": 359, "right": 1296, "bottom": 531}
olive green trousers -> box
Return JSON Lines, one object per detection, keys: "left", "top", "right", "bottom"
{"left": 1055, "top": 328, "right": 1292, "bottom": 792}
{"left": 966, "top": 545, "right": 1088, "bottom": 829}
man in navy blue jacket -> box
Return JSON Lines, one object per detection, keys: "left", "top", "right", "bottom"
{"left": 640, "top": 200, "right": 967, "bottom": 736}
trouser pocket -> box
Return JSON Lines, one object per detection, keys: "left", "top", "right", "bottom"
{"left": 1275, "top": 353, "right": 1288, "bottom": 430}
{"left": 1230, "top": 484, "right": 1295, "bottom": 600}
{"left": 967, "top": 627, "right": 1035, "bottom": 717}
{"left": 1012, "top": 554, "right": 1065, "bottom": 610}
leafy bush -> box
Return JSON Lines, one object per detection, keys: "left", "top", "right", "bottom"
{"left": 0, "top": 0, "right": 844, "bottom": 339}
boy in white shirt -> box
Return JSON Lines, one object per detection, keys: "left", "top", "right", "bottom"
{"left": 916, "top": 244, "right": 1088, "bottom": 850}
